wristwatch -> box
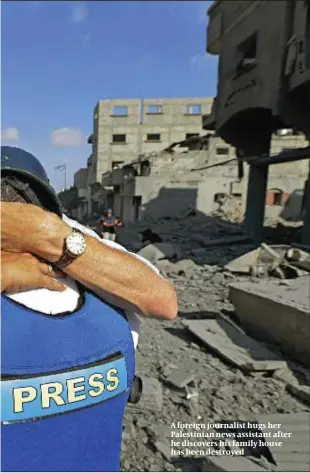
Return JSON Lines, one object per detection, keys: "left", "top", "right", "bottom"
{"left": 54, "top": 229, "right": 87, "bottom": 269}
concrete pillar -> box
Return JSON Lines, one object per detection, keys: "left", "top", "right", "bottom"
{"left": 301, "top": 175, "right": 310, "bottom": 246}
{"left": 244, "top": 165, "right": 269, "bottom": 245}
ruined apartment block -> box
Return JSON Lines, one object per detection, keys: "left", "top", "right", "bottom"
{"left": 89, "top": 97, "right": 214, "bottom": 183}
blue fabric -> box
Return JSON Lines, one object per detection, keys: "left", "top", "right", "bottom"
{"left": 1, "top": 291, "right": 135, "bottom": 472}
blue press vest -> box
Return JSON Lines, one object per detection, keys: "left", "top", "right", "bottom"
{"left": 1, "top": 291, "right": 135, "bottom": 472}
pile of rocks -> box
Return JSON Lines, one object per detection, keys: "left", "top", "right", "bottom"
{"left": 211, "top": 194, "right": 244, "bottom": 223}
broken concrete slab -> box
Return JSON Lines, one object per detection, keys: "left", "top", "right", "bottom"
{"left": 182, "top": 319, "right": 287, "bottom": 372}
{"left": 286, "top": 383, "right": 310, "bottom": 404}
{"left": 224, "top": 248, "right": 260, "bottom": 274}
{"left": 256, "top": 413, "right": 310, "bottom": 472}
{"left": 128, "top": 377, "right": 163, "bottom": 412}
{"left": 224, "top": 244, "right": 310, "bottom": 277}
{"left": 156, "top": 258, "right": 199, "bottom": 276}
{"left": 137, "top": 242, "right": 177, "bottom": 264}
{"left": 154, "top": 259, "right": 176, "bottom": 274}
{"left": 166, "top": 369, "right": 196, "bottom": 390}
{"left": 229, "top": 276, "right": 310, "bottom": 367}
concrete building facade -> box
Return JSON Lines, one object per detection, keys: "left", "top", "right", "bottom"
{"left": 89, "top": 97, "right": 213, "bottom": 184}
{"left": 97, "top": 132, "right": 309, "bottom": 224}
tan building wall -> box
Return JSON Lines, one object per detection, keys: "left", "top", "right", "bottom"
{"left": 90, "top": 97, "right": 213, "bottom": 186}
{"left": 105, "top": 132, "right": 308, "bottom": 224}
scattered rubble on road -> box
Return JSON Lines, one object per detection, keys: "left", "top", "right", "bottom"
{"left": 119, "top": 209, "right": 310, "bottom": 472}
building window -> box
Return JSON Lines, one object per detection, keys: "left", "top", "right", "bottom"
{"left": 186, "top": 133, "right": 199, "bottom": 140}
{"left": 266, "top": 189, "right": 284, "bottom": 206}
{"left": 113, "top": 106, "right": 128, "bottom": 116}
{"left": 146, "top": 133, "right": 161, "bottom": 142}
{"left": 147, "top": 105, "right": 162, "bottom": 114}
{"left": 112, "top": 134, "right": 126, "bottom": 144}
{"left": 216, "top": 147, "right": 229, "bottom": 156}
{"left": 236, "top": 33, "right": 257, "bottom": 75}
{"left": 186, "top": 104, "right": 201, "bottom": 115}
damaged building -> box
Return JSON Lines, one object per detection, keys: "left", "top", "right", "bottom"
{"left": 73, "top": 128, "right": 308, "bottom": 225}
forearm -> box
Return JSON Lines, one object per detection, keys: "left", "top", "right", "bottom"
{"left": 43, "top": 217, "right": 177, "bottom": 319}
{"left": 1, "top": 203, "right": 177, "bottom": 319}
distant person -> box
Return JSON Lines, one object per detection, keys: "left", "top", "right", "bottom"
{"left": 100, "top": 209, "right": 118, "bottom": 241}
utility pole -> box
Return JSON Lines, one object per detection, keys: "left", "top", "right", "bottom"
{"left": 54, "top": 164, "right": 67, "bottom": 191}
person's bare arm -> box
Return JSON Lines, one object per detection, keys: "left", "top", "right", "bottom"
{"left": 1, "top": 203, "right": 178, "bottom": 319}
{"left": 1, "top": 252, "right": 66, "bottom": 293}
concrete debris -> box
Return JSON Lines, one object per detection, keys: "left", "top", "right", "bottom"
{"left": 155, "top": 258, "right": 199, "bottom": 276}
{"left": 153, "top": 441, "right": 173, "bottom": 462}
{"left": 165, "top": 369, "right": 196, "bottom": 390}
{"left": 182, "top": 319, "right": 287, "bottom": 372}
{"left": 286, "top": 383, "right": 310, "bottom": 404}
{"left": 128, "top": 377, "right": 163, "bottom": 412}
{"left": 229, "top": 276, "right": 310, "bottom": 367}
{"left": 118, "top": 208, "right": 310, "bottom": 472}
{"left": 256, "top": 413, "right": 310, "bottom": 472}
{"left": 137, "top": 242, "right": 178, "bottom": 264}
{"left": 211, "top": 194, "right": 244, "bottom": 223}
{"left": 224, "top": 243, "right": 310, "bottom": 278}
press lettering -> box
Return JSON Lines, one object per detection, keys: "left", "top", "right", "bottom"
{"left": 106, "top": 368, "right": 119, "bottom": 391}
{"left": 67, "top": 377, "right": 87, "bottom": 403}
{"left": 13, "top": 386, "right": 37, "bottom": 413}
{"left": 3, "top": 358, "right": 126, "bottom": 423}
{"left": 41, "top": 382, "right": 65, "bottom": 409}
{"left": 88, "top": 373, "right": 105, "bottom": 397}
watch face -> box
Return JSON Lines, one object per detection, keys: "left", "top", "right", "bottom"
{"left": 66, "top": 231, "right": 87, "bottom": 256}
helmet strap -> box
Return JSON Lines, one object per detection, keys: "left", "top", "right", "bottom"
{"left": 2, "top": 176, "right": 43, "bottom": 208}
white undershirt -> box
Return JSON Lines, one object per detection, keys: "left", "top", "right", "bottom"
{"left": 6, "top": 215, "right": 160, "bottom": 350}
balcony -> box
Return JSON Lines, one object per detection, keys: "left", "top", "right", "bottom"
{"left": 206, "top": 2, "right": 222, "bottom": 55}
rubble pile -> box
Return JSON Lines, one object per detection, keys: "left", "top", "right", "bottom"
{"left": 119, "top": 211, "right": 310, "bottom": 472}
{"left": 211, "top": 194, "right": 244, "bottom": 223}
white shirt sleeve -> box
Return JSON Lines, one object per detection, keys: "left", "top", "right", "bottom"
{"left": 62, "top": 215, "right": 164, "bottom": 350}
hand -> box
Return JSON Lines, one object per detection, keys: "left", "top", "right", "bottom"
{"left": 1, "top": 252, "right": 67, "bottom": 293}
{"left": 1, "top": 202, "right": 71, "bottom": 262}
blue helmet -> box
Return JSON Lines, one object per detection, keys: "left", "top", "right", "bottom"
{"left": 1, "top": 146, "right": 63, "bottom": 216}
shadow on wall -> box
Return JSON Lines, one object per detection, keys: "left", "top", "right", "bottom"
{"left": 279, "top": 189, "right": 304, "bottom": 222}
{"left": 142, "top": 186, "right": 199, "bottom": 220}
